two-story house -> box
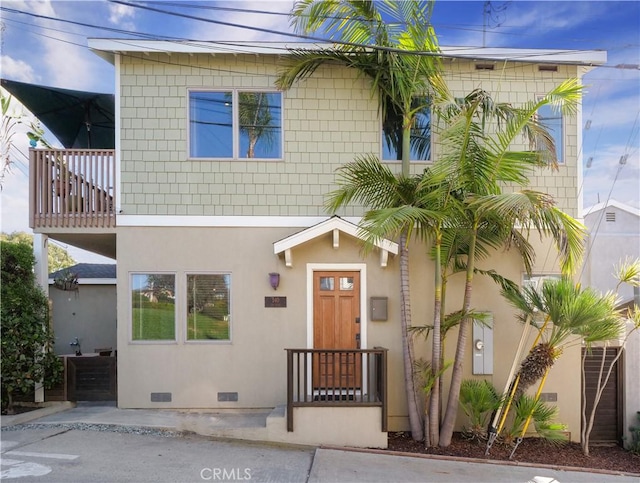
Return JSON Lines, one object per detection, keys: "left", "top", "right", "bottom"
{"left": 29, "top": 40, "right": 605, "bottom": 447}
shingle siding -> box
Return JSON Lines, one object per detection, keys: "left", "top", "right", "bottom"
{"left": 119, "top": 53, "right": 581, "bottom": 218}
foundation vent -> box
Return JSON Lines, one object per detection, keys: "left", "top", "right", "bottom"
{"left": 218, "top": 392, "right": 238, "bottom": 402}
{"left": 150, "top": 392, "right": 172, "bottom": 402}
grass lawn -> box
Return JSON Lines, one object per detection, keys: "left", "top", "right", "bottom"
{"left": 132, "top": 307, "right": 175, "bottom": 340}
{"left": 187, "top": 313, "right": 230, "bottom": 340}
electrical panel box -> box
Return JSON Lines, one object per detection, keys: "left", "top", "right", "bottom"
{"left": 472, "top": 314, "right": 494, "bottom": 375}
{"left": 370, "top": 297, "right": 388, "bottom": 321}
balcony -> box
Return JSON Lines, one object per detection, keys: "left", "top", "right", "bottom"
{"left": 286, "top": 348, "right": 388, "bottom": 433}
{"left": 29, "top": 149, "right": 116, "bottom": 230}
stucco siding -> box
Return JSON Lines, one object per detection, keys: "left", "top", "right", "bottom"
{"left": 116, "top": 225, "right": 580, "bottom": 438}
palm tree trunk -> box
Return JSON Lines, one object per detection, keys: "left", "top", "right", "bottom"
{"left": 428, "top": 230, "right": 443, "bottom": 446}
{"left": 400, "top": 229, "right": 424, "bottom": 441}
{"left": 440, "top": 228, "right": 477, "bottom": 446}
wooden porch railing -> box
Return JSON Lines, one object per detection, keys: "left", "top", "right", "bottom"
{"left": 29, "top": 149, "right": 116, "bottom": 229}
{"left": 286, "top": 347, "right": 388, "bottom": 432}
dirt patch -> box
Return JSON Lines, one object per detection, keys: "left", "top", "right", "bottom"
{"left": 1, "top": 404, "right": 44, "bottom": 416}
{"left": 387, "top": 432, "right": 640, "bottom": 475}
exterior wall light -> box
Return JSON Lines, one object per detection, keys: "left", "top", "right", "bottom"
{"left": 269, "top": 272, "right": 280, "bottom": 290}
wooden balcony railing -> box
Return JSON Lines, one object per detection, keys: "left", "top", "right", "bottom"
{"left": 286, "top": 347, "right": 388, "bottom": 432}
{"left": 29, "top": 149, "right": 116, "bottom": 229}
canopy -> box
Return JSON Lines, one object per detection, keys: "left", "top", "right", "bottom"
{"left": 1, "top": 78, "right": 115, "bottom": 149}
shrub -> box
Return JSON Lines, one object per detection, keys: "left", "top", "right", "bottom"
{"left": 1, "top": 241, "right": 63, "bottom": 413}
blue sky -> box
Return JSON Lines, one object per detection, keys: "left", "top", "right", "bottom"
{"left": 1, "top": 0, "right": 638, "bottom": 262}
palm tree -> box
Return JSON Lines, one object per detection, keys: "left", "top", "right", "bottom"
{"left": 434, "top": 81, "right": 587, "bottom": 447}
{"left": 238, "top": 92, "right": 277, "bottom": 158}
{"left": 277, "top": 0, "right": 445, "bottom": 441}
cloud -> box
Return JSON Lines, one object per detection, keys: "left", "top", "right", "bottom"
{"left": 108, "top": 3, "right": 136, "bottom": 31}
{"left": 184, "top": 1, "right": 296, "bottom": 42}
{"left": 0, "top": 56, "right": 39, "bottom": 83}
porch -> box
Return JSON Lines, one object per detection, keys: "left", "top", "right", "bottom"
{"left": 29, "top": 148, "right": 116, "bottom": 231}
{"left": 284, "top": 347, "right": 388, "bottom": 448}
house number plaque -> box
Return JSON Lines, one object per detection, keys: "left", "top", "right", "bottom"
{"left": 265, "top": 296, "right": 287, "bottom": 308}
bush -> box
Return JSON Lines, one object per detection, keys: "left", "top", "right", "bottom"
{"left": 1, "top": 241, "right": 63, "bottom": 413}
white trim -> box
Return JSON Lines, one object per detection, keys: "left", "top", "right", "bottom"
{"left": 274, "top": 217, "right": 398, "bottom": 268}
{"left": 88, "top": 39, "right": 607, "bottom": 66}
{"left": 187, "top": 88, "right": 284, "bottom": 161}
{"left": 306, "top": 263, "right": 368, "bottom": 395}
{"left": 117, "top": 214, "right": 360, "bottom": 227}
{"left": 583, "top": 200, "right": 640, "bottom": 218}
{"left": 114, "top": 54, "right": 122, "bottom": 215}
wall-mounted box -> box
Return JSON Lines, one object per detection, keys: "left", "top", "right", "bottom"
{"left": 472, "top": 314, "right": 494, "bottom": 375}
{"left": 370, "top": 297, "right": 388, "bottom": 321}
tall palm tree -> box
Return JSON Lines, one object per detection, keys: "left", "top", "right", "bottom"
{"left": 434, "top": 81, "right": 587, "bottom": 447}
{"left": 238, "top": 92, "right": 277, "bottom": 158}
{"left": 277, "top": 0, "right": 445, "bottom": 441}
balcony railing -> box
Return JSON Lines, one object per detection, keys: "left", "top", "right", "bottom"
{"left": 29, "top": 149, "right": 116, "bottom": 229}
{"left": 285, "top": 347, "right": 388, "bottom": 432}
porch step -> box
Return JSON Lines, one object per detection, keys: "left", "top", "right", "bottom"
{"left": 177, "top": 410, "right": 271, "bottom": 440}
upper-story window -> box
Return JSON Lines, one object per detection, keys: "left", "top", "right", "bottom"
{"left": 382, "top": 98, "right": 431, "bottom": 162}
{"left": 189, "top": 90, "right": 282, "bottom": 160}
{"left": 536, "top": 101, "right": 564, "bottom": 164}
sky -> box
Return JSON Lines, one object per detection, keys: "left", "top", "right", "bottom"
{"left": 1, "top": 0, "right": 639, "bottom": 264}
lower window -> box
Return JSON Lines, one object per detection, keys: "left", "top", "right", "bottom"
{"left": 131, "top": 274, "right": 176, "bottom": 341}
{"left": 187, "top": 273, "right": 231, "bottom": 341}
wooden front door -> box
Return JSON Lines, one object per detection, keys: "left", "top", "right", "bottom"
{"left": 313, "top": 271, "right": 361, "bottom": 392}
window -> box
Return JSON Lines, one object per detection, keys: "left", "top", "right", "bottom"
{"left": 537, "top": 102, "right": 563, "bottom": 163}
{"left": 189, "top": 90, "right": 282, "bottom": 159}
{"left": 382, "top": 98, "right": 431, "bottom": 161}
{"left": 186, "top": 274, "right": 231, "bottom": 341}
{"left": 131, "top": 274, "right": 176, "bottom": 341}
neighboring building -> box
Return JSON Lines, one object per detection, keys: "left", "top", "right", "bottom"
{"left": 49, "top": 263, "right": 117, "bottom": 356}
{"left": 580, "top": 200, "right": 640, "bottom": 448}
{"left": 28, "top": 40, "right": 606, "bottom": 447}
{"left": 581, "top": 199, "right": 640, "bottom": 302}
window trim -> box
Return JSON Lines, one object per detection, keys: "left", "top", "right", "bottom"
{"left": 129, "top": 271, "right": 178, "bottom": 344}
{"left": 536, "top": 95, "right": 565, "bottom": 165}
{"left": 184, "top": 271, "right": 233, "bottom": 344}
{"left": 187, "top": 88, "right": 284, "bottom": 161}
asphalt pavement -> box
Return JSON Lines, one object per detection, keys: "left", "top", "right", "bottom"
{"left": 1, "top": 403, "right": 638, "bottom": 483}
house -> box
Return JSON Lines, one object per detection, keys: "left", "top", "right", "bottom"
{"left": 580, "top": 200, "right": 640, "bottom": 447}
{"left": 48, "top": 263, "right": 117, "bottom": 356}
{"left": 29, "top": 40, "right": 606, "bottom": 448}
{"left": 581, "top": 199, "right": 640, "bottom": 302}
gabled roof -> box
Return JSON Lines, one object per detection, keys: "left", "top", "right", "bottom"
{"left": 583, "top": 199, "right": 640, "bottom": 218}
{"left": 273, "top": 216, "right": 398, "bottom": 268}
{"left": 49, "top": 263, "right": 116, "bottom": 284}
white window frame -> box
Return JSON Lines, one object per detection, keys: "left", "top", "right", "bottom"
{"left": 188, "top": 88, "right": 284, "bottom": 161}
{"left": 129, "top": 272, "right": 177, "bottom": 344}
{"left": 184, "top": 271, "right": 232, "bottom": 344}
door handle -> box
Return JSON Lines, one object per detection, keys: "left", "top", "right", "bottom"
{"left": 355, "top": 333, "right": 360, "bottom": 349}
